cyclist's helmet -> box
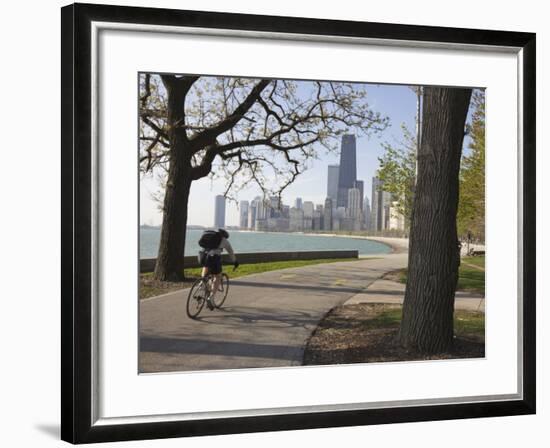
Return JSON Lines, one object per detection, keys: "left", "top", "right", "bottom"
{"left": 218, "top": 228, "right": 229, "bottom": 239}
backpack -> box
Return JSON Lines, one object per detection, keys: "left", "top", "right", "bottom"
{"left": 198, "top": 230, "right": 222, "bottom": 250}
{"left": 197, "top": 250, "right": 207, "bottom": 266}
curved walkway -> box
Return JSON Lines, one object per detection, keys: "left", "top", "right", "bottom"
{"left": 139, "top": 253, "right": 407, "bottom": 373}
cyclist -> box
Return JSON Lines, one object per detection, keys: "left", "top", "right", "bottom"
{"left": 199, "top": 228, "right": 239, "bottom": 310}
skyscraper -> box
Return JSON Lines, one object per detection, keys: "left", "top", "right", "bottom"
{"left": 347, "top": 188, "right": 361, "bottom": 220}
{"left": 371, "top": 177, "right": 382, "bottom": 231}
{"left": 302, "top": 201, "right": 314, "bottom": 230}
{"left": 337, "top": 134, "right": 357, "bottom": 208}
{"left": 256, "top": 198, "right": 267, "bottom": 221}
{"left": 363, "top": 196, "right": 371, "bottom": 230}
{"left": 302, "top": 201, "right": 314, "bottom": 218}
{"left": 294, "top": 197, "right": 303, "bottom": 210}
{"left": 248, "top": 197, "right": 259, "bottom": 229}
{"left": 324, "top": 198, "right": 333, "bottom": 231}
{"left": 269, "top": 196, "right": 281, "bottom": 218}
{"left": 353, "top": 180, "right": 364, "bottom": 210}
{"left": 326, "top": 165, "right": 339, "bottom": 204}
{"left": 371, "top": 176, "right": 392, "bottom": 232}
{"left": 239, "top": 200, "right": 249, "bottom": 229}
{"left": 289, "top": 207, "right": 304, "bottom": 231}
{"left": 214, "top": 195, "right": 226, "bottom": 228}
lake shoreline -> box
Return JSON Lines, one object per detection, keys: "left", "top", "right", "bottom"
{"left": 140, "top": 228, "right": 395, "bottom": 259}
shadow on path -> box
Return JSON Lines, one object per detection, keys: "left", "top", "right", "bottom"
{"left": 140, "top": 336, "right": 299, "bottom": 360}
{"left": 193, "top": 306, "right": 317, "bottom": 328}
{"left": 230, "top": 279, "right": 363, "bottom": 294}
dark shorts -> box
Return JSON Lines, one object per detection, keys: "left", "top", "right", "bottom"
{"left": 205, "top": 253, "right": 222, "bottom": 275}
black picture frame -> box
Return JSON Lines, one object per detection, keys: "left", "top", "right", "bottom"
{"left": 61, "top": 2, "right": 536, "bottom": 444}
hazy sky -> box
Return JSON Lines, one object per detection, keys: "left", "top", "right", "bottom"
{"left": 140, "top": 83, "right": 429, "bottom": 227}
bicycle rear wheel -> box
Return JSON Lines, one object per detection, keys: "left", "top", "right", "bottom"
{"left": 186, "top": 278, "right": 207, "bottom": 319}
{"left": 212, "top": 273, "right": 229, "bottom": 309}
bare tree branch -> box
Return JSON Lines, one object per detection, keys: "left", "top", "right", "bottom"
{"left": 189, "top": 79, "right": 271, "bottom": 151}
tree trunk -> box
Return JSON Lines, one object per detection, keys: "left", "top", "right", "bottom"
{"left": 153, "top": 80, "right": 193, "bottom": 281}
{"left": 153, "top": 153, "right": 192, "bottom": 281}
{"left": 399, "top": 87, "right": 472, "bottom": 353}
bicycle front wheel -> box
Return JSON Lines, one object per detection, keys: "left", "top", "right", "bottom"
{"left": 186, "top": 278, "right": 207, "bottom": 319}
{"left": 212, "top": 273, "right": 229, "bottom": 309}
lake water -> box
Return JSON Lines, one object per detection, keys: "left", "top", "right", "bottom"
{"left": 140, "top": 228, "right": 392, "bottom": 259}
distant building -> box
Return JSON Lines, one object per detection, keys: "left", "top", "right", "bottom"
{"left": 214, "top": 195, "right": 226, "bottom": 228}
{"left": 254, "top": 198, "right": 269, "bottom": 231}
{"left": 371, "top": 177, "right": 391, "bottom": 232}
{"left": 248, "top": 197, "right": 260, "bottom": 229}
{"left": 348, "top": 188, "right": 362, "bottom": 231}
{"left": 267, "top": 217, "right": 289, "bottom": 231}
{"left": 294, "top": 197, "right": 303, "bottom": 210}
{"left": 363, "top": 197, "right": 371, "bottom": 230}
{"left": 323, "top": 198, "right": 333, "bottom": 231}
{"left": 326, "top": 165, "right": 339, "bottom": 204}
{"left": 256, "top": 198, "right": 268, "bottom": 221}
{"left": 302, "top": 201, "right": 314, "bottom": 219}
{"left": 313, "top": 210, "right": 323, "bottom": 230}
{"left": 239, "top": 200, "right": 249, "bottom": 229}
{"left": 382, "top": 192, "right": 392, "bottom": 229}
{"left": 282, "top": 205, "right": 290, "bottom": 219}
{"left": 339, "top": 217, "right": 356, "bottom": 231}
{"left": 371, "top": 177, "right": 381, "bottom": 231}
{"left": 333, "top": 206, "right": 347, "bottom": 230}
{"left": 269, "top": 196, "right": 281, "bottom": 218}
{"left": 337, "top": 135, "right": 357, "bottom": 208}
{"left": 347, "top": 188, "right": 362, "bottom": 220}
{"left": 353, "top": 180, "right": 364, "bottom": 210}
{"left": 289, "top": 207, "right": 304, "bottom": 232}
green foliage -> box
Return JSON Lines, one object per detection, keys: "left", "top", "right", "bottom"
{"left": 367, "top": 308, "right": 484, "bottom": 338}
{"left": 457, "top": 90, "right": 485, "bottom": 241}
{"left": 377, "top": 123, "right": 417, "bottom": 227}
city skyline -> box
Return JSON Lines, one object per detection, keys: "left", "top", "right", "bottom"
{"left": 204, "top": 134, "right": 405, "bottom": 234}
{"left": 140, "top": 83, "right": 420, "bottom": 227}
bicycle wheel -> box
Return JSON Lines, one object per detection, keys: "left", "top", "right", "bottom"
{"left": 212, "top": 273, "right": 229, "bottom": 308}
{"left": 186, "top": 278, "right": 207, "bottom": 319}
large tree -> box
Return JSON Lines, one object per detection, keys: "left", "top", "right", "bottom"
{"left": 140, "top": 75, "right": 388, "bottom": 280}
{"left": 457, "top": 90, "right": 485, "bottom": 242}
{"left": 399, "top": 86, "right": 472, "bottom": 354}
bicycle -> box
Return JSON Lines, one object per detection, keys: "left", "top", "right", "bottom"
{"left": 186, "top": 270, "right": 231, "bottom": 319}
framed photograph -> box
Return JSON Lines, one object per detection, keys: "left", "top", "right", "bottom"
{"left": 61, "top": 2, "right": 536, "bottom": 444}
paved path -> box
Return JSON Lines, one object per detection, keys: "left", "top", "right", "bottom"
{"left": 346, "top": 278, "right": 485, "bottom": 312}
{"left": 139, "top": 253, "right": 408, "bottom": 373}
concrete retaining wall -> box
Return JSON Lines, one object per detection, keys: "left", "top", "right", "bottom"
{"left": 140, "top": 250, "right": 358, "bottom": 273}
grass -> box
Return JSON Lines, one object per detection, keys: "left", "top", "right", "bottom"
{"left": 183, "top": 257, "right": 361, "bottom": 279}
{"left": 395, "top": 255, "right": 485, "bottom": 295}
{"left": 366, "top": 306, "right": 485, "bottom": 338}
{"left": 140, "top": 257, "right": 361, "bottom": 299}
{"left": 462, "top": 255, "right": 485, "bottom": 268}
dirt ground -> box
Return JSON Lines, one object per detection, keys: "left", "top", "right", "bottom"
{"left": 139, "top": 274, "right": 198, "bottom": 299}
{"left": 303, "top": 303, "right": 485, "bottom": 365}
